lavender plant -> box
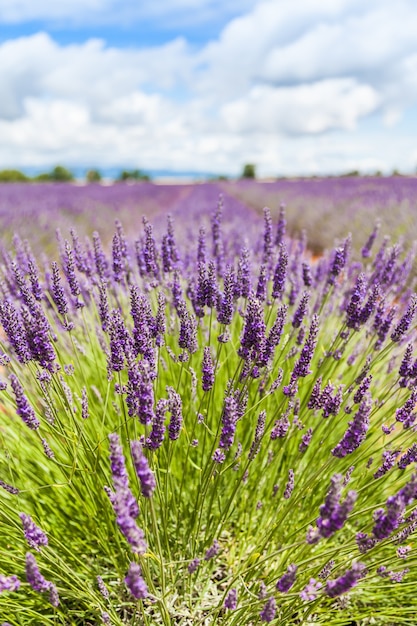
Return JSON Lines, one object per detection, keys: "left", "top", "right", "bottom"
{"left": 0, "top": 200, "right": 417, "bottom": 625}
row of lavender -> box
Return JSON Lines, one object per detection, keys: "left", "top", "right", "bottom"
{"left": 0, "top": 199, "right": 417, "bottom": 624}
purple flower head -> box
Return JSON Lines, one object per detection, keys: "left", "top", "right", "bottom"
{"left": 108, "top": 309, "right": 132, "bottom": 373}
{"left": 0, "top": 300, "right": 31, "bottom": 364}
{"left": 332, "top": 395, "right": 371, "bottom": 458}
{"left": 204, "top": 539, "right": 220, "bottom": 561}
{"left": 25, "top": 552, "right": 52, "bottom": 593}
{"left": 21, "top": 303, "right": 56, "bottom": 370}
{"left": 353, "top": 375, "right": 372, "bottom": 405}
{"left": 217, "top": 265, "right": 235, "bottom": 325}
{"left": 284, "top": 469, "right": 294, "bottom": 499}
{"left": 327, "top": 246, "right": 345, "bottom": 286}
{"left": 256, "top": 264, "right": 267, "bottom": 301}
{"left": 188, "top": 558, "right": 200, "bottom": 574}
{"left": 391, "top": 294, "right": 417, "bottom": 343}
{"left": 260, "top": 304, "right": 287, "bottom": 366}
{"left": 235, "top": 247, "right": 251, "bottom": 298}
{"left": 276, "top": 563, "right": 297, "bottom": 592}
{"left": 50, "top": 261, "right": 68, "bottom": 316}
{"left": 125, "top": 562, "right": 148, "bottom": 599}
{"left": 346, "top": 273, "right": 367, "bottom": 330}
{"left": 260, "top": 596, "right": 276, "bottom": 622}
{"left": 62, "top": 240, "right": 81, "bottom": 299}
{"left": 325, "top": 562, "right": 367, "bottom": 597}
{"left": 218, "top": 392, "right": 239, "bottom": 453}
{"left": 398, "top": 443, "right": 417, "bottom": 469}
{"left": 238, "top": 295, "right": 266, "bottom": 360}
{"left": 224, "top": 588, "right": 238, "bottom": 610}
{"left": 399, "top": 342, "right": 413, "bottom": 378}
{"left": 372, "top": 474, "right": 417, "bottom": 540}
{"left": 292, "top": 314, "right": 319, "bottom": 379}
{"left": 395, "top": 388, "right": 417, "bottom": 428}
{"left": 9, "top": 374, "right": 39, "bottom": 430}
{"left": 167, "top": 386, "right": 183, "bottom": 440}
{"left": 19, "top": 514, "right": 48, "bottom": 551}
{"left": 271, "top": 414, "right": 290, "bottom": 439}
{"left": 374, "top": 449, "right": 401, "bottom": 479}
{"left": 130, "top": 440, "right": 156, "bottom": 497}
{"left": 299, "top": 428, "right": 313, "bottom": 453}
{"left": 272, "top": 244, "right": 288, "bottom": 298}
{"left": 249, "top": 410, "right": 266, "bottom": 460}
{"left": 262, "top": 206, "right": 273, "bottom": 266}
{"left": 202, "top": 346, "right": 215, "bottom": 392}
{"left": 315, "top": 474, "right": 357, "bottom": 539}
{"left": 0, "top": 479, "right": 19, "bottom": 495}
{"left": 292, "top": 291, "right": 310, "bottom": 328}
{"left": 177, "top": 301, "right": 198, "bottom": 354}
{"left": 300, "top": 578, "right": 322, "bottom": 602}
{"left": 142, "top": 217, "right": 160, "bottom": 281}
{"left": 362, "top": 223, "right": 379, "bottom": 258}
{"left": 97, "top": 575, "right": 109, "bottom": 599}
{"left": 275, "top": 203, "right": 286, "bottom": 246}
{"left": 0, "top": 574, "right": 20, "bottom": 593}
{"left": 302, "top": 262, "right": 312, "bottom": 287}
{"left": 146, "top": 398, "right": 168, "bottom": 450}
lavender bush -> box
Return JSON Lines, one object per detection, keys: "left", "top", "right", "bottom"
{"left": 0, "top": 198, "right": 417, "bottom": 624}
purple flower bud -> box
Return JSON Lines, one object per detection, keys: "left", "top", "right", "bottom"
{"left": 284, "top": 469, "right": 294, "bottom": 499}
{"left": 217, "top": 265, "right": 235, "bottom": 325}
{"left": 300, "top": 578, "right": 322, "bottom": 601}
{"left": 275, "top": 203, "right": 286, "bottom": 246}
{"left": 167, "top": 386, "right": 183, "bottom": 440}
{"left": 125, "top": 562, "right": 148, "bottom": 599}
{"left": 224, "top": 588, "right": 238, "bottom": 610}
{"left": 249, "top": 410, "right": 266, "bottom": 460}
{"left": 188, "top": 558, "right": 200, "bottom": 574}
{"left": 299, "top": 428, "right": 313, "bottom": 453}
{"left": 235, "top": 247, "right": 251, "bottom": 298}
{"left": 272, "top": 245, "right": 288, "bottom": 298}
{"left": 9, "top": 374, "right": 39, "bottom": 430}
{"left": 391, "top": 294, "right": 417, "bottom": 342}
{"left": 395, "top": 389, "right": 417, "bottom": 427}
{"left": 238, "top": 296, "right": 266, "bottom": 361}
{"left": 325, "top": 562, "right": 366, "bottom": 597}
{"left": 130, "top": 441, "right": 156, "bottom": 497}
{"left": 276, "top": 563, "right": 297, "bottom": 592}
{"left": 97, "top": 575, "right": 109, "bottom": 599}
{"left": 315, "top": 474, "right": 357, "bottom": 539}
{"left": 292, "top": 291, "right": 310, "bottom": 328}
{"left": 204, "top": 539, "right": 220, "bottom": 561}
{"left": 362, "top": 223, "right": 379, "bottom": 258}
{"left": 398, "top": 444, "right": 417, "bottom": 469}
{"left": 260, "top": 596, "right": 276, "bottom": 622}
{"left": 0, "top": 574, "right": 20, "bottom": 593}
{"left": 374, "top": 450, "right": 401, "bottom": 479}
{"left": 0, "top": 479, "right": 19, "bottom": 495}
{"left": 332, "top": 395, "right": 371, "bottom": 458}
{"left": 146, "top": 399, "right": 168, "bottom": 450}
{"left": 292, "top": 314, "right": 319, "bottom": 379}
{"left": 372, "top": 475, "right": 417, "bottom": 540}
{"left": 50, "top": 261, "right": 68, "bottom": 316}
{"left": 202, "top": 347, "right": 215, "bottom": 392}
{"left": 19, "top": 514, "right": 48, "bottom": 551}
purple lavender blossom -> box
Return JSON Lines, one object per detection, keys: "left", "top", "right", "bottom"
{"left": 217, "top": 392, "right": 238, "bottom": 454}
{"left": 167, "top": 386, "right": 183, "bottom": 440}
{"left": 146, "top": 399, "right": 168, "bottom": 450}
{"left": 272, "top": 244, "right": 288, "bottom": 298}
{"left": 362, "top": 223, "right": 379, "bottom": 258}
{"left": 275, "top": 203, "right": 286, "bottom": 246}
{"left": 395, "top": 389, "right": 417, "bottom": 428}
{"left": 399, "top": 343, "right": 413, "bottom": 378}
{"left": 25, "top": 552, "right": 58, "bottom": 606}
{"left": 346, "top": 273, "right": 367, "bottom": 330}
{"left": 19, "top": 514, "right": 48, "bottom": 551}
{"left": 299, "top": 428, "right": 313, "bottom": 453}
{"left": 374, "top": 450, "right": 401, "bottom": 479}
{"left": 276, "top": 563, "right": 297, "bottom": 592}
{"left": 313, "top": 474, "right": 357, "bottom": 540}
{"left": 372, "top": 475, "right": 417, "bottom": 540}
{"left": 391, "top": 294, "right": 417, "bottom": 342}
{"left": 50, "top": 261, "right": 68, "bottom": 316}
{"left": 201, "top": 347, "right": 215, "bottom": 392}
{"left": 256, "top": 264, "right": 267, "bottom": 301}
{"left": 0, "top": 479, "right": 19, "bottom": 495}
{"left": 204, "top": 539, "right": 220, "bottom": 561}
{"left": 260, "top": 304, "right": 287, "bottom": 366}
{"left": 235, "top": 247, "right": 251, "bottom": 298}
{"left": 325, "top": 562, "right": 366, "bottom": 597}
{"left": 260, "top": 596, "right": 276, "bottom": 622}
{"left": 124, "top": 562, "right": 148, "bottom": 599}
{"left": 284, "top": 469, "right": 294, "bottom": 499}
{"left": 302, "top": 262, "right": 312, "bottom": 287}
{"left": 0, "top": 574, "right": 20, "bottom": 593}
{"left": 398, "top": 444, "right": 417, "bottom": 469}
{"left": 130, "top": 441, "right": 156, "bottom": 497}
{"left": 300, "top": 578, "right": 322, "bottom": 601}
{"left": 353, "top": 375, "right": 372, "bottom": 405}
{"left": 97, "top": 575, "right": 109, "bottom": 599}
{"left": 332, "top": 395, "right": 371, "bottom": 458}
{"left": 108, "top": 309, "right": 131, "bottom": 373}
{"left": 224, "top": 588, "right": 238, "bottom": 610}
{"left": 291, "top": 314, "right": 319, "bottom": 380}
{"left": 188, "top": 558, "right": 200, "bottom": 574}
{"left": 238, "top": 296, "right": 266, "bottom": 361}
{"left": 292, "top": 291, "right": 310, "bottom": 328}
{"left": 249, "top": 410, "right": 266, "bottom": 460}
{"left": 9, "top": 374, "right": 39, "bottom": 430}
{"left": 0, "top": 300, "right": 31, "bottom": 364}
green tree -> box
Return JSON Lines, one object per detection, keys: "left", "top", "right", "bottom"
{"left": 86, "top": 169, "right": 102, "bottom": 183}
{"left": 241, "top": 163, "right": 256, "bottom": 179}
{"left": 0, "top": 169, "right": 29, "bottom": 182}
{"left": 50, "top": 165, "right": 74, "bottom": 182}
{"left": 117, "top": 169, "right": 150, "bottom": 182}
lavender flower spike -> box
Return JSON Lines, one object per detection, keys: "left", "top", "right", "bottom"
{"left": 130, "top": 441, "right": 156, "bottom": 497}
{"left": 19, "top": 514, "right": 48, "bottom": 551}
{"left": 325, "top": 562, "right": 367, "bottom": 597}
{"left": 0, "top": 574, "right": 20, "bottom": 593}
{"left": 391, "top": 294, "right": 417, "bottom": 342}
{"left": 9, "top": 374, "right": 40, "bottom": 430}
{"left": 124, "top": 562, "right": 148, "bottom": 599}
{"left": 332, "top": 395, "right": 371, "bottom": 458}
{"left": 314, "top": 474, "right": 357, "bottom": 539}
{"left": 224, "top": 588, "right": 238, "bottom": 610}
{"left": 260, "top": 596, "right": 276, "bottom": 622}
{"left": 25, "top": 553, "right": 59, "bottom": 606}
{"left": 276, "top": 563, "right": 297, "bottom": 592}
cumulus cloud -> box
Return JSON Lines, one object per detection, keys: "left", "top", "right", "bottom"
{"left": 0, "top": 0, "right": 417, "bottom": 174}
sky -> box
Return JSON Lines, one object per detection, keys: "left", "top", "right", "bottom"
{"left": 1, "top": 0, "right": 417, "bottom": 178}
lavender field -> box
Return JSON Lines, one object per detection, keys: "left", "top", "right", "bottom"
{"left": 1, "top": 178, "right": 417, "bottom": 625}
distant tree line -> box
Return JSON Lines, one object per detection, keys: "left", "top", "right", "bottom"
{"left": 0, "top": 166, "right": 151, "bottom": 183}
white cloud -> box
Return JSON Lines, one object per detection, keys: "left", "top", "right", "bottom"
{"left": 0, "top": 0, "right": 417, "bottom": 174}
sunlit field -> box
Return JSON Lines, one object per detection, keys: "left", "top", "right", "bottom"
{"left": 1, "top": 178, "right": 417, "bottom": 625}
